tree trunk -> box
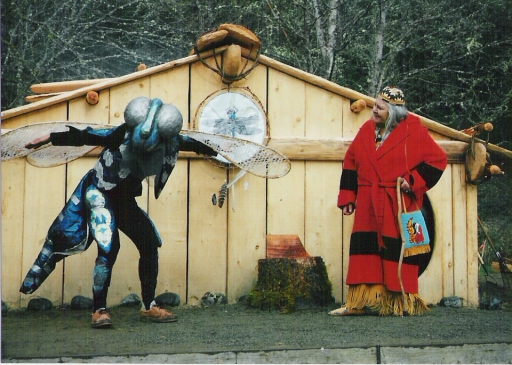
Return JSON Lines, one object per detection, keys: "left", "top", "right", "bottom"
{"left": 246, "top": 257, "right": 334, "bottom": 313}
{"left": 312, "top": 0, "right": 338, "bottom": 80}
{"left": 369, "top": 0, "right": 389, "bottom": 96}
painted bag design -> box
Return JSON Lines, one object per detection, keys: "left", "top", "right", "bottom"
{"left": 400, "top": 209, "right": 430, "bottom": 256}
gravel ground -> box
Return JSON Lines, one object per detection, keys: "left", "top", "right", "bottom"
{"left": 2, "top": 277, "right": 512, "bottom": 361}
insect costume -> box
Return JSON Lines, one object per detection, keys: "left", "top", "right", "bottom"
{"left": 20, "top": 97, "right": 217, "bottom": 311}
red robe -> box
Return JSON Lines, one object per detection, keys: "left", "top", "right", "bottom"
{"left": 338, "top": 113, "right": 447, "bottom": 293}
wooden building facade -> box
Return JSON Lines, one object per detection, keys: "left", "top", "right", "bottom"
{"left": 2, "top": 43, "right": 507, "bottom": 310}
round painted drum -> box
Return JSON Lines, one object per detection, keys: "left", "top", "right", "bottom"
{"left": 194, "top": 87, "right": 268, "bottom": 164}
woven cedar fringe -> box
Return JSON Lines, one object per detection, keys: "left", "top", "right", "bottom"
{"left": 403, "top": 243, "right": 431, "bottom": 258}
{"left": 345, "top": 284, "right": 430, "bottom": 316}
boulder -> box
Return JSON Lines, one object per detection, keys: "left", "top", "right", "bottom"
{"left": 27, "top": 297, "right": 53, "bottom": 311}
{"left": 201, "top": 292, "right": 227, "bottom": 306}
{"left": 70, "top": 295, "right": 94, "bottom": 310}
{"left": 119, "top": 293, "right": 142, "bottom": 307}
{"left": 155, "top": 292, "right": 180, "bottom": 307}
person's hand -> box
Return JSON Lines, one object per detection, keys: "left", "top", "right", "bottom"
{"left": 343, "top": 203, "right": 355, "bottom": 215}
{"left": 25, "top": 134, "right": 51, "bottom": 149}
{"left": 400, "top": 178, "right": 412, "bottom": 194}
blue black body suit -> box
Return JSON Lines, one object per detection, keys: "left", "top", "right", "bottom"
{"left": 20, "top": 123, "right": 216, "bottom": 310}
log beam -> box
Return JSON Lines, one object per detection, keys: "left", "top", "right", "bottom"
{"left": 80, "top": 138, "right": 468, "bottom": 163}
{"left": 30, "top": 79, "right": 112, "bottom": 94}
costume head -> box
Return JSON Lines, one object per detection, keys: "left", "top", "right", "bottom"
{"left": 124, "top": 97, "right": 183, "bottom": 153}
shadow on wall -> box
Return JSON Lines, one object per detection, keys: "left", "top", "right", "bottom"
{"left": 418, "top": 195, "right": 435, "bottom": 276}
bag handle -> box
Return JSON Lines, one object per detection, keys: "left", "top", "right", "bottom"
{"left": 397, "top": 177, "right": 405, "bottom": 214}
{"left": 396, "top": 176, "right": 408, "bottom": 315}
{"left": 399, "top": 121, "right": 420, "bottom": 212}
{"left": 397, "top": 177, "right": 421, "bottom": 214}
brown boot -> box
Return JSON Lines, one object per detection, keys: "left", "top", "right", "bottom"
{"left": 91, "top": 309, "right": 112, "bottom": 328}
{"left": 140, "top": 305, "right": 178, "bottom": 323}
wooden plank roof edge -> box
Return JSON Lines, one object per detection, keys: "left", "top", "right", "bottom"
{"left": 252, "top": 51, "right": 512, "bottom": 160}
{"left": 2, "top": 47, "right": 511, "bottom": 159}
{"left": 0, "top": 45, "right": 231, "bottom": 121}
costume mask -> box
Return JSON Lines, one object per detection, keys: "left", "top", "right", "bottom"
{"left": 124, "top": 97, "right": 183, "bottom": 153}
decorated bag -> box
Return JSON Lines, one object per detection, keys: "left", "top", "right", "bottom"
{"left": 396, "top": 179, "right": 431, "bottom": 257}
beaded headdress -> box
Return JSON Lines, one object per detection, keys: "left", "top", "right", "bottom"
{"left": 379, "top": 86, "right": 406, "bottom": 105}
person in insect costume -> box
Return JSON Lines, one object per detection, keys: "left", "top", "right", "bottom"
{"left": 21, "top": 97, "right": 217, "bottom": 328}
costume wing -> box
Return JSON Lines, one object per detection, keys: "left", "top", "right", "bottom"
{"left": 2, "top": 124, "right": 291, "bottom": 177}
{"left": 180, "top": 130, "right": 290, "bottom": 179}
{"left": 1, "top": 122, "right": 113, "bottom": 167}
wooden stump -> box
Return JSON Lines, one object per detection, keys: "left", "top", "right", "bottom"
{"left": 247, "top": 257, "right": 334, "bottom": 312}
{"left": 266, "top": 234, "right": 310, "bottom": 259}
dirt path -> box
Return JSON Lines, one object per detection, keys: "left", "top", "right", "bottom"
{"left": 2, "top": 280, "right": 512, "bottom": 361}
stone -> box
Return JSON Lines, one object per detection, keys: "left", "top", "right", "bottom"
{"left": 155, "top": 292, "right": 180, "bottom": 307}
{"left": 70, "top": 295, "right": 94, "bottom": 310}
{"left": 27, "top": 297, "right": 53, "bottom": 311}
{"left": 119, "top": 293, "right": 141, "bottom": 307}
{"left": 439, "top": 296, "right": 463, "bottom": 308}
{"left": 201, "top": 292, "right": 228, "bottom": 306}
{"left": 479, "top": 295, "right": 503, "bottom": 310}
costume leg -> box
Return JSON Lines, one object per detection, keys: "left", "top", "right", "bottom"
{"left": 85, "top": 186, "right": 120, "bottom": 311}
{"left": 20, "top": 238, "right": 61, "bottom": 294}
{"left": 115, "top": 198, "right": 161, "bottom": 310}
{"left": 20, "top": 172, "right": 93, "bottom": 294}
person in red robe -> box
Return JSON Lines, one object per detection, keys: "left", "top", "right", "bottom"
{"left": 329, "top": 86, "right": 447, "bottom": 316}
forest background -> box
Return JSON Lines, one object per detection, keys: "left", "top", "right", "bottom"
{"left": 1, "top": 0, "right": 511, "bottom": 264}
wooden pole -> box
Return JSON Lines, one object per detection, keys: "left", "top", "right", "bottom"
{"left": 75, "top": 138, "right": 469, "bottom": 163}
{"left": 30, "top": 79, "right": 112, "bottom": 94}
{"left": 78, "top": 138, "right": 468, "bottom": 163}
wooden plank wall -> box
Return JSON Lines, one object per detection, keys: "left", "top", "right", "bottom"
{"left": 3, "top": 105, "right": 68, "bottom": 308}
{"left": 1, "top": 59, "right": 479, "bottom": 309}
